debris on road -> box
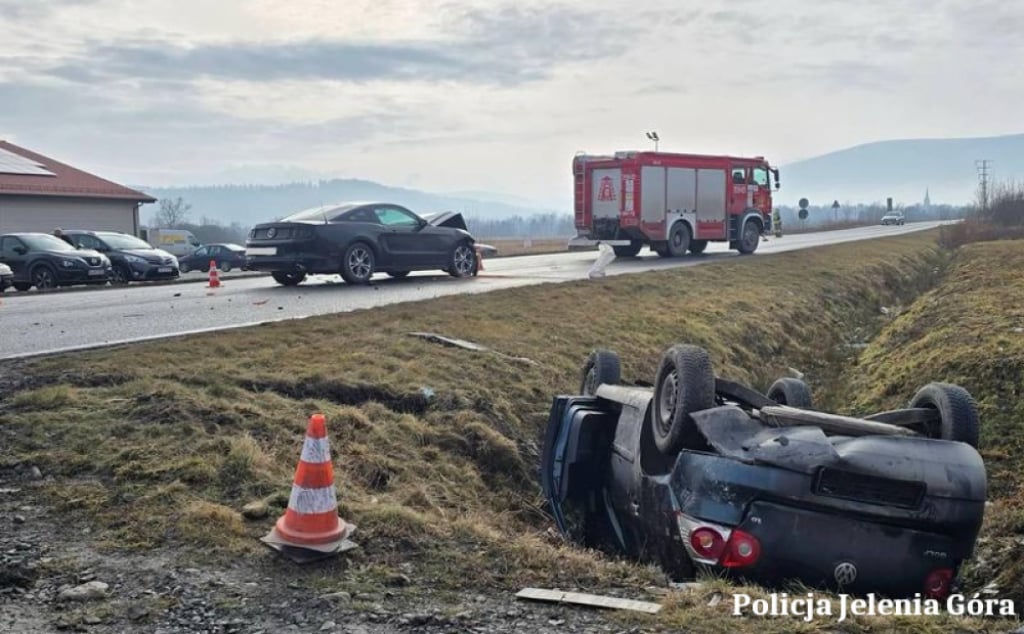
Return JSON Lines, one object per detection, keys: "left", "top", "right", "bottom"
{"left": 241, "top": 500, "right": 269, "bottom": 520}
{"left": 58, "top": 580, "right": 109, "bottom": 602}
{"left": 515, "top": 588, "right": 662, "bottom": 614}
{"left": 407, "top": 332, "right": 537, "bottom": 366}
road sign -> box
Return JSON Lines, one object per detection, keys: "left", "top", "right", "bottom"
{"left": 798, "top": 197, "right": 809, "bottom": 209}
{"left": 798, "top": 208, "right": 808, "bottom": 220}
{"left": 832, "top": 200, "right": 840, "bottom": 209}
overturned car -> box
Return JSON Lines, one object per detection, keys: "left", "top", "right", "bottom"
{"left": 541, "top": 344, "right": 987, "bottom": 599}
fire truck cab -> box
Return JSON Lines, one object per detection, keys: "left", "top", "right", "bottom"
{"left": 570, "top": 151, "right": 780, "bottom": 257}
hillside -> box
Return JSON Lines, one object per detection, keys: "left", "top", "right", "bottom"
{"left": 781, "top": 133, "right": 1024, "bottom": 207}
{"left": 137, "top": 179, "right": 561, "bottom": 227}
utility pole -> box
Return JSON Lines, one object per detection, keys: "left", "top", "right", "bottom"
{"left": 975, "top": 159, "right": 992, "bottom": 212}
{"left": 646, "top": 131, "right": 660, "bottom": 151}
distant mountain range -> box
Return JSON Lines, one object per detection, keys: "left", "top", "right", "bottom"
{"left": 780, "top": 133, "right": 1024, "bottom": 207}
{"left": 136, "top": 132, "right": 1024, "bottom": 226}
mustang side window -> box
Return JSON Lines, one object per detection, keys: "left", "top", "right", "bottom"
{"left": 375, "top": 207, "right": 420, "bottom": 227}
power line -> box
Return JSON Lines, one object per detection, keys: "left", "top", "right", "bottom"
{"left": 975, "top": 159, "right": 992, "bottom": 211}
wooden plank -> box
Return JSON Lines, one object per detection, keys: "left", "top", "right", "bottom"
{"left": 516, "top": 588, "right": 662, "bottom": 614}
{"left": 757, "top": 405, "right": 919, "bottom": 437}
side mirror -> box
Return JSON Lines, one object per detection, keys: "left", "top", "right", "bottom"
{"left": 13, "top": 246, "right": 27, "bottom": 255}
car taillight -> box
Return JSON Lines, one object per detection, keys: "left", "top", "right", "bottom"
{"left": 924, "top": 568, "right": 953, "bottom": 600}
{"left": 720, "top": 530, "right": 761, "bottom": 568}
{"left": 689, "top": 527, "right": 726, "bottom": 560}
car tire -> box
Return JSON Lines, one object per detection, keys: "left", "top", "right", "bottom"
{"left": 448, "top": 242, "right": 476, "bottom": 278}
{"left": 908, "top": 382, "right": 980, "bottom": 448}
{"left": 271, "top": 271, "right": 306, "bottom": 286}
{"left": 220, "top": 261, "right": 233, "bottom": 273}
{"left": 612, "top": 241, "right": 643, "bottom": 258}
{"left": 580, "top": 349, "right": 621, "bottom": 396}
{"left": 31, "top": 264, "right": 57, "bottom": 290}
{"left": 13, "top": 282, "right": 31, "bottom": 292}
{"left": 110, "top": 265, "right": 131, "bottom": 286}
{"left": 689, "top": 240, "right": 709, "bottom": 255}
{"left": 341, "top": 242, "right": 376, "bottom": 284}
{"left": 179, "top": 262, "right": 191, "bottom": 273}
{"left": 737, "top": 219, "right": 761, "bottom": 254}
{"left": 667, "top": 222, "right": 691, "bottom": 257}
{"left": 652, "top": 344, "right": 716, "bottom": 454}
{"left": 387, "top": 271, "right": 410, "bottom": 278}
{"left": 767, "top": 377, "right": 814, "bottom": 409}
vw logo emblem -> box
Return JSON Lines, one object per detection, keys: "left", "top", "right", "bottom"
{"left": 267, "top": 227, "right": 277, "bottom": 238}
{"left": 834, "top": 561, "right": 858, "bottom": 586}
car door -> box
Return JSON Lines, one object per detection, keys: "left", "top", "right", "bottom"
{"left": 372, "top": 205, "right": 429, "bottom": 266}
{"left": 0, "top": 236, "right": 29, "bottom": 280}
{"left": 189, "top": 246, "right": 209, "bottom": 269}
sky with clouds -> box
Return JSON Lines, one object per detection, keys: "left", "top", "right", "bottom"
{"left": 1, "top": 0, "right": 1021, "bottom": 206}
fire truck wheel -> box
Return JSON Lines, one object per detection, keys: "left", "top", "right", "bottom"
{"left": 667, "top": 222, "right": 691, "bottom": 257}
{"left": 688, "top": 240, "right": 708, "bottom": 255}
{"left": 737, "top": 219, "right": 761, "bottom": 255}
{"left": 653, "top": 243, "right": 671, "bottom": 258}
{"left": 612, "top": 241, "right": 643, "bottom": 257}
{"left": 580, "top": 349, "right": 621, "bottom": 396}
{"left": 652, "top": 344, "right": 715, "bottom": 454}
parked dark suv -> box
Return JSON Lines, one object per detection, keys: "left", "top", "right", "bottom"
{"left": 0, "top": 232, "right": 111, "bottom": 290}
{"left": 177, "top": 243, "right": 248, "bottom": 273}
{"left": 64, "top": 230, "right": 179, "bottom": 285}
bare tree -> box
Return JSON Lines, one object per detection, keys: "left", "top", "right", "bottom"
{"left": 155, "top": 197, "right": 192, "bottom": 228}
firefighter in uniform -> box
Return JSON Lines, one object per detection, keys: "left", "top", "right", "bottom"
{"left": 772, "top": 208, "right": 782, "bottom": 237}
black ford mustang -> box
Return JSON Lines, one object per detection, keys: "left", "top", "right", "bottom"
{"left": 542, "top": 344, "right": 987, "bottom": 600}
{"left": 245, "top": 202, "right": 478, "bottom": 286}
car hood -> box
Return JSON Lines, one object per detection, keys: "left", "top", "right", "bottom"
{"left": 37, "top": 248, "right": 104, "bottom": 259}
{"left": 423, "top": 211, "right": 469, "bottom": 231}
{"left": 122, "top": 248, "right": 175, "bottom": 259}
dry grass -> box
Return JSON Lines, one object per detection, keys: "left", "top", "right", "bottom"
{"left": 5, "top": 229, "right": 1011, "bottom": 631}
{"left": 843, "top": 239, "right": 1024, "bottom": 610}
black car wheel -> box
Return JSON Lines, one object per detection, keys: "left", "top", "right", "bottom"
{"left": 220, "top": 261, "right": 233, "bottom": 273}
{"left": 449, "top": 243, "right": 476, "bottom": 278}
{"left": 111, "top": 265, "right": 131, "bottom": 285}
{"left": 580, "top": 349, "right": 621, "bottom": 396}
{"left": 908, "top": 382, "right": 980, "bottom": 448}
{"left": 767, "top": 377, "right": 814, "bottom": 409}
{"left": 271, "top": 271, "right": 306, "bottom": 286}
{"left": 387, "top": 271, "right": 410, "bottom": 278}
{"left": 652, "top": 344, "right": 716, "bottom": 454}
{"left": 341, "top": 242, "right": 375, "bottom": 284}
{"left": 31, "top": 265, "right": 57, "bottom": 290}
{"left": 179, "top": 261, "right": 191, "bottom": 273}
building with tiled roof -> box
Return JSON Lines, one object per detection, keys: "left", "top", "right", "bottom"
{"left": 0, "top": 141, "right": 156, "bottom": 235}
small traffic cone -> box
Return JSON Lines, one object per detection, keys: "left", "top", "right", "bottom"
{"left": 261, "top": 414, "right": 357, "bottom": 563}
{"left": 207, "top": 260, "right": 221, "bottom": 288}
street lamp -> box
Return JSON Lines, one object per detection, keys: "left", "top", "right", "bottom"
{"left": 646, "top": 131, "right": 659, "bottom": 151}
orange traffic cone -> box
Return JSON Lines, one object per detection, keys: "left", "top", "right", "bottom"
{"left": 207, "top": 260, "right": 221, "bottom": 288}
{"left": 261, "top": 414, "right": 357, "bottom": 562}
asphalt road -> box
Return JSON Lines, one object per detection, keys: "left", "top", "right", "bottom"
{"left": 1, "top": 222, "right": 946, "bottom": 359}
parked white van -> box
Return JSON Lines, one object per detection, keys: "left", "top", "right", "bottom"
{"left": 142, "top": 229, "right": 201, "bottom": 257}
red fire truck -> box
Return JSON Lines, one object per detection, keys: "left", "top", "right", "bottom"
{"left": 570, "top": 151, "right": 780, "bottom": 257}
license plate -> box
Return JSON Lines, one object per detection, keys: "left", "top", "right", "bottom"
{"left": 88, "top": 269, "right": 106, "bottom": 276}
{"left": 247, "top": 247, "right": 277, "bottom": 256}
{"left": 158, "top": 267, "right": 172, "bottom": 273}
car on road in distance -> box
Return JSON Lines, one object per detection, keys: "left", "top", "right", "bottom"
{"left": 64, "top": 230, "right": 179, "bottom": 285}
{"left": 881, "top": 210, "right": 906, "bottom": 225}
{"left": 542, "top": 344, "right": 987, "bottom": 600}
{"left": 0, "top": 262, "right": 12, "bottom": 292}
{"left": 177, "top": 243, "right": 248, "bottom": 273}
{"left": 245, "top": 202, "right": 478, "bottom": 286}
{"left": 0, "top": 232, "right": 111, "bottom": 290}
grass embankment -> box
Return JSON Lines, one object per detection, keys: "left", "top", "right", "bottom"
{"left": 844, "top": 239, "right": 1024, "bottom": 609}
{"left": 2, "top": 231, "right": 992, "bottom": 632}
{"left": 484, "top": 237, "right": 579, "bottom": 257}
